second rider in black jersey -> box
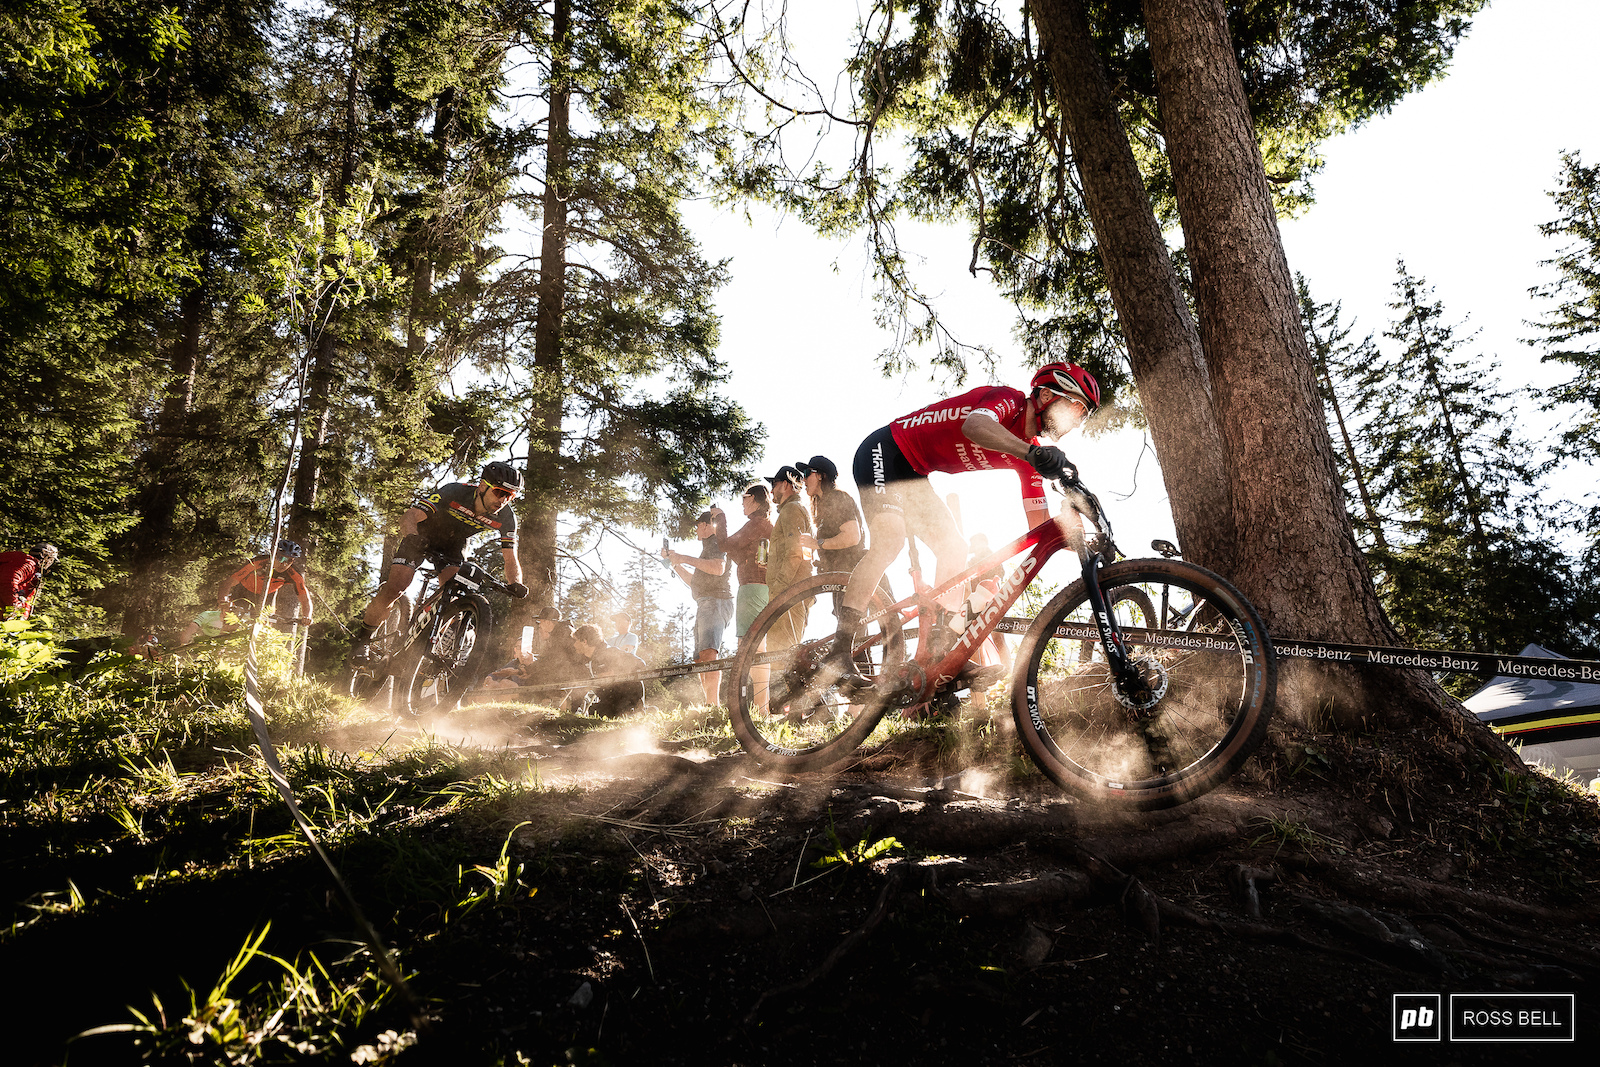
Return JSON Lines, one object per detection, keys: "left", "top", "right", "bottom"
{"left": 351, "top": 461, "right": 530, "bottom": 657}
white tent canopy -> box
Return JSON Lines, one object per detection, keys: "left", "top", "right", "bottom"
{"left": 1464, "top": 644, "right": 1600, "bottom": 784}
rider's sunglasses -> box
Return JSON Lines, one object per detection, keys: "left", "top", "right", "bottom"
{"left": 485, "top": 486, "right": 516, "bottom": 500}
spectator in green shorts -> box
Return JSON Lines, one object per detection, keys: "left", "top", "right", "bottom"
{"left": 721, "top": 484, "right": 774, "bottom": 642}
{"left": 719, "top": 483, "right": 775, "bottom": 706}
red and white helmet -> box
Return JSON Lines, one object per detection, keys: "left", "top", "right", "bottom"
{"left": 1029, "top": 361, "right": 1101, "bottom": 414}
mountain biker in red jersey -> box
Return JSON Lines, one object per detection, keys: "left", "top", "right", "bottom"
{"left": 351, "top": 461, "right": 530, "bottom": 657}
{"left": 819, "top": 362, "right": 1101, "bottom": 688}
{"left": 0, "top": 543, "right": 60, "bottom": 619}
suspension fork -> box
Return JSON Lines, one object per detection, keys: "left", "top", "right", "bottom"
{"left": 1079, "top": 551, "right": 1141, "bottom": 689}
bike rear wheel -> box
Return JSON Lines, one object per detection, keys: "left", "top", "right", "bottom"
{"left": 348, "top": 597, "right": 411, "bottom": 703}
{"left": 727, "top": 573, "right": 903, "bottom": 772}
{"left": 405, "top": 595, "right": 492, "bottom": 716}
{"left": 1013, "top": 558, "right": 1275, "bottom": 810}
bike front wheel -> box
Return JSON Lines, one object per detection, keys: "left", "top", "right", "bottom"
{"left": 405, "top": 595, "right": 492, "bottom": 716}
{"left": 1013, "top": 558, "right": 1275, "bottom": 810}
{"left": 727, "top": 573, "right": 903, "bottom": 772}
{"left": 1076, "top": 585, "right": 1158, "bottom": 663}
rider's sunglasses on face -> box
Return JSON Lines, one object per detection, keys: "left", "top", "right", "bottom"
{"left": 486, "top": 486, "right": 516, "bottom": 500}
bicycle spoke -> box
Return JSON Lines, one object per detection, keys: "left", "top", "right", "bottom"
{"left": 728, "top": 577, "right": 901, "bottom": 768}
{"left": 1015, "top": 560, "right": 1274, "bottom": 809}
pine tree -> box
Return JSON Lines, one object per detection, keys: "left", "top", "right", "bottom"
{"left": 1338, "top": 264, "right": 1598, "bottom": 668}
{"left": 501, "top": 0, "right": 762, "bottom": 618}
{"left": 1529, "top": 151, "right": 1600, "bottom": 555}
{"left": 1300, "top": 275, "right": 1387, "bottom": 555}
{"left": 0, "top": 1, "right": 205, "bottom": 608}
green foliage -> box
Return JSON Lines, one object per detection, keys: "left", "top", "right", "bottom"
{"left": 83, "top": 925, "right": 411, "bottom": 1064}
{"left": 0, "top": 617, "right": 65, "bottom": 694}
{"left": 1529, "top": 151, "right": 1600, "bottom": 559}
{"left": 813, "top": 814, "right": 903, "bottom": 870}
{"left": 1531, "top": 151, "right": 1600, "bottom": 452}
{"left": 1312, "top": 266, "right": 1600, "bottom": 672}
{"left": 717, "top": 0, "right": 1484, "bottom": 385}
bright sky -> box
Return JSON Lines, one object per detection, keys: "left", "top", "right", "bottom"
{"left": 620, "top": 0, "right": 1599, "bottom": 614}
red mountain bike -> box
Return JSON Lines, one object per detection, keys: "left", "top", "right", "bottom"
{"left": 727, "top": 468, "right": 1277, "bottom": 810}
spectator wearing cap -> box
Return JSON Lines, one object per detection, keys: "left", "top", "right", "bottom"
{"left": 0, "top": 543, "right": 59, "bottom": 620}
{"left": 662, "top": 509, "right": 734, "bottom": 705}
{"left": 721, "top": 482, "right": 776, "bottom": 705}
{"left": 765, "top": 466, "right": 814, "bottom": 650}
{"left": 796, "top": 456, "right": 866, "bottom": 605}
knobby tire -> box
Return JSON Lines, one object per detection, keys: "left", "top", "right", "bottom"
{"left": 1012, "top": 558, "right": 1275, "bottom": 810}
{"left": 405, "top": 595, "right": 492, "bottom": 717}
{"left": 727, "top": 572, "right": 902, "bottom": 772}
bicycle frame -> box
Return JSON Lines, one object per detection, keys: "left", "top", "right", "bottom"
{"left": 857, "top": 473, "right": 1134, "bottom": 703}
{"left": 394, "top": 558, "right": 499, "bottom": 660}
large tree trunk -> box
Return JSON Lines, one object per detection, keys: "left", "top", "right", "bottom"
{"left": 518, "top": 0, "right": 571, "bottom": 620}
{"left": 286, "top": 25, "right": 362, "bottom": 552}
{"left": 1135, "top": 0, "right": 1508, "bottom": 751}
{"left": 1137, "top": 0, "right": 1386, "bottom": 636}
{"left": 119, "top": 279, "right": 206, "bottom": 636}
{"left": 1026, "top": 0, "right": 1237, "bottom": 574}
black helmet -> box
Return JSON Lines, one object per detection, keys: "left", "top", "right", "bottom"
{"left": 275, "top": 539, "right": 303, "bottom": 559}
{"left": 31, "top": 543, "right": 59, "bottom": 569}
{"left": 481, "top": 461, "right": 524, "bottom": 492}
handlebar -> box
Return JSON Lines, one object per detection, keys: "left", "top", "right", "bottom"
{"left": 1053, "top": 469, "right": 1119, "bottom": 562}
{"left": 421, "top": 553, "right": 522, "bottom": 597}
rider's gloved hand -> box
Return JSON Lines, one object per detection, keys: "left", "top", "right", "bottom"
{"left": 505, "top": 582, "right": 529, "bottom": 599}
{"left": 1025, "top": 443, "right": 1071, "bottom": 479}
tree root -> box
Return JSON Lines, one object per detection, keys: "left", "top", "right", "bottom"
{"left": 933, "top": 870, "right": 1092, "bottom": 918}
{"left": 1287, "top": 893, "right": 1455, "bottom": 975}
{"left": 1285, "top": 854, "right": 1600, "bottom": 924}
{"left": 1076, "top": 818, "right": 1244, "bottom": 870}
{"left": 739, "top": 866, "right": 903, "bottom": 1026}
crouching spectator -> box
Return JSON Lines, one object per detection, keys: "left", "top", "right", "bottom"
{"left": 481, "top": 606, "right": 576, "bottom": 693}
{"left": 573, "top": 625, "right": 647, "bottom": 717}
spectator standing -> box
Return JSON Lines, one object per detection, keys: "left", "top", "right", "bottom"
{"left": 796, "top": 456, "right": 865, "bottom": 578}
{"left": 765, "top": 466, "right": 814, "bottom": 650}
{"left": 722, "top": 483, "right": 776, "bottom": 707}
{"left": 662, "top": 510, "right": 733, "bottom": 705}
{"left": 0, "top": 543, "right": 59, "bottom": 619}
{"left": 721, "top": 484, "right": 774, "bottom": 645}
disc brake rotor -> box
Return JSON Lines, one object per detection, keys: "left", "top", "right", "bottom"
{"left": 1114, "top": 655, "right": 1169, "bottom": 714}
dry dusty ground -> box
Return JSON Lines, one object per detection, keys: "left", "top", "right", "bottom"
{"left": 10, "top": 695, "right": 1600, "bottom": 1066}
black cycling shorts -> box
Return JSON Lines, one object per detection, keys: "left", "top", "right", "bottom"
{"left": 392, "top": 540, "right": 465, "bottom": 570}
{"left": 852, "top": 424, "right": 923, "bottom": 523}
